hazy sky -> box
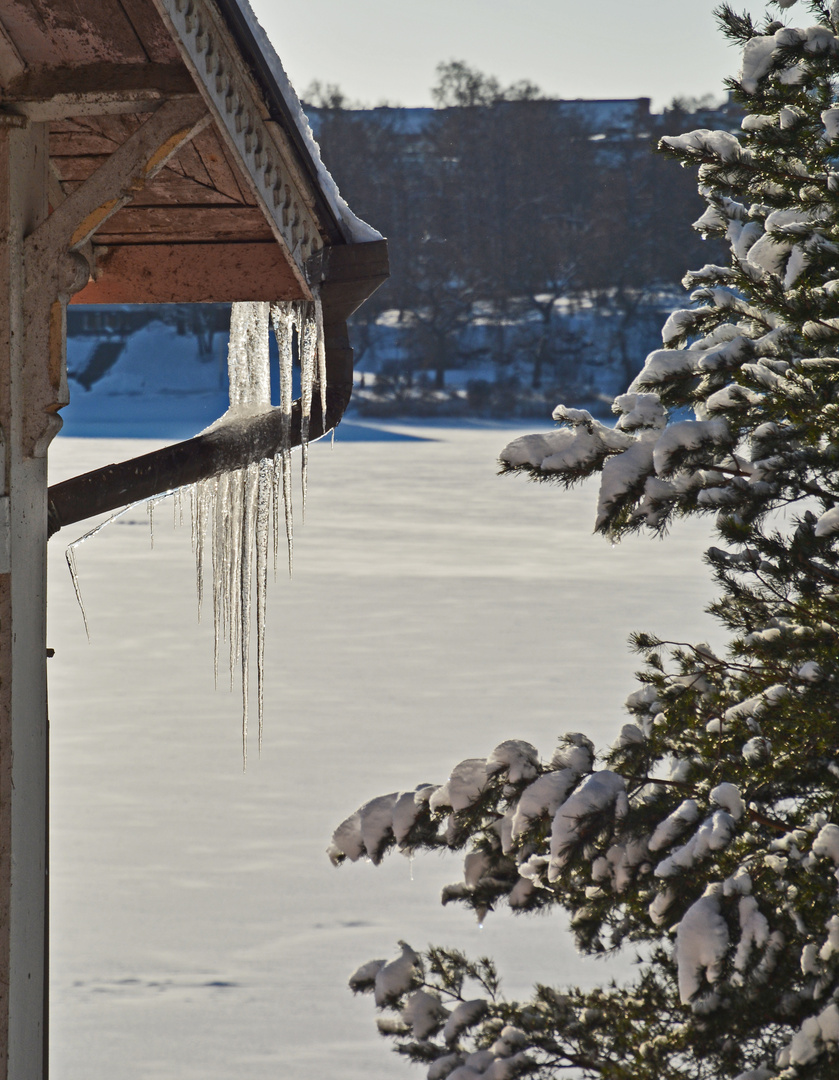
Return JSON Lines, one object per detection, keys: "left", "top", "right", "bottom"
{"left": 250, "top": 0, "right": 770, "bottom": 111}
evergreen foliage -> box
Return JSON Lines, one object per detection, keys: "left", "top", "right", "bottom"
{"left": 328, "top": 3, "right": 839, "bottom": 1076}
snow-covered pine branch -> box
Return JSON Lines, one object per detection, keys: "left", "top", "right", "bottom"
{"left": 327, "top": 3, "right": 839, "bottom": 1077}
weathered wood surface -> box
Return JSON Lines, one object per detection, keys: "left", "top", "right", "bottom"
{"left": 70, "top": 241, "right": 301, "bottom": 302}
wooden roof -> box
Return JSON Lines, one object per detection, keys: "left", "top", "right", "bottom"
{"left": 0, "top": 0, "right": 375, "bottom": 303}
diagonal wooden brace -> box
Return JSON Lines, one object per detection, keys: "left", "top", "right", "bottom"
{"left": 29, "top": 96, "right": 210, "bottom": 256}
{"left": 21, "top": 98, "right": 211, "bottom": 457}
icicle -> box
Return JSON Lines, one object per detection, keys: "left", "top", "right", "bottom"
{"left": 64, "top": 502, "right": 151, "bottom": 640}
{"left": 299, "top": 300, "right": 317, "bottom": 520}
{"left": 66, "top": 546, "right": 90, "bottom": 641}
{"left": 255, "top": 458, "right": 271, "bottom": 750}
{"left": 210, "top": 470, "right": 229, "bottom": 688}
{"left": 270, "top": 300, "right": 295, "bottom": 576}
{"left": 314, "top": 290, "right": 328, "bottom": 431}
{"left": 239, "top": 463, "right": 259, "bottom": 767}
{"left": 62, "top": 300, "right": 332, "bottom": 765}
{"left": 226, "top": 469, "right": 244, "bottom": 693}
{"left": 188, "top": 298, "right": 325, "bottom": 763}
{"left": 193, "top": 479, "right": 209, "bottom": 622}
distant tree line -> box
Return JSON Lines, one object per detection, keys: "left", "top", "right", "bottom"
{"left": 305, "top": 62, "right": 733, "bottom": 413}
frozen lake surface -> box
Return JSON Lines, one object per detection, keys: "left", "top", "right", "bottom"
{"left": 47, "top": 421, "right": 717, "bottom": 1080}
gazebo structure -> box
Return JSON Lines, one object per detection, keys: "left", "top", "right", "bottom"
{"left": 0, "top": 1, "right": 388, "bottom": 1075}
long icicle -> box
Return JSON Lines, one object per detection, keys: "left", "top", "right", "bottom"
{"left": 314, "top": 290, "right": 328, "bottom": 431}
{"left": 255, "top": 457, "right": 271, "bottom": 751}
{"left": 239, "top": 463, "right": 259, "bottom": 768}
{"left": 270, "top": 301, "right": 295, "bottom": 576}
{"left": 299, "top": 300, "right": 316, "bottom": 521}
{"left": 211, "top": 470, "right": 229, "bottom": 688}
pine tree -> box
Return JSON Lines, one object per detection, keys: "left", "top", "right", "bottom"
{"left": 327, "top": 4, "right": 839, "bottom": 1077}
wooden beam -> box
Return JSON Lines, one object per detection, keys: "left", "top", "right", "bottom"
{"left": 47, "top": 387, "right": 347, "bottom": 536}
{"left": 91, "top": 206, "right": 273, "bottom": 244}
{"left": 1, "top": 62, "right": 197, "bottom": 121}
{"left": 71, "top": 241, "right": 301, "bottom": 303}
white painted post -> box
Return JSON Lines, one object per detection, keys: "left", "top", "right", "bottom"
{"left": 0, "top": 117, "right": 52, "bottom": 1080}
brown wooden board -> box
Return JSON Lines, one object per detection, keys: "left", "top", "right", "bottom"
{"left": 60, "top": 168, "right": 248, "bottom": 206}
{"left": 4, "top": 62, "right": 195, "bottom": 103}
{"left": 50, "top": 135, "right": 122, "bottom": 159}
{"left": 193, "top": 131, "right": 257, "bottom": 204}
{"left": 0, "top": 1, "right": 64, "bottom": 68}
{"left": 115, "top": 0, "right": 181, "bottom": 63}
{"left": 95, "top": 205, "right": 273, "bottom": 243}
{"left": 164, "top": 137, "right": 214, "bottom": 188}
{"left": 6, "top": 0, "right": 148, "bottom": 66}
{"left": 72, "top": 241, "right": 303, "bottom": 302}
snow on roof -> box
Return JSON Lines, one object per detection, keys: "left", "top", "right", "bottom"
{"left": 219, "top": 0, "right": 382, "bottom": 244}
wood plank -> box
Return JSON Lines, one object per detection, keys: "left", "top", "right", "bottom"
{"left": 95, "top": 205, "right": 273, "bottom": 243}
{"left": 116, "top": 0, "right": 181, "bottom": 63}
{"left": 167, "top": 136, "right": 213, "bottom": 188}
{"left": 35, "top": 96, "right": 211, "bottom": 253}
{"left": 60, "top": 167, "right": 245, "bottom": 205}
{"left": 205, "top": 129, "right": 256, "bottom": 205}
{"left": 0, "top": 1, "right": 60, "bottom": 67}
{"left": 49, "top": 116, "right": 104, "bottom": 136}
{"left": 0, "top": 14, "right": 26, "bottom": 83}
{"left": 27, "top": 0, "right": 147, "bottom": 64}
{"left": 95, "top": 111, "right": 143, "bottom": 143}
{"left": 72, "top": 242, "right": 303, "bottom": 303}
{"left": 190, "top": 129, "right": 248, "bottom": 203}
{"left": 51, "top": 123, "right": 125, "bottom": 157}
{"left": 5, "top": 62, "right": 195, "bottom": 103}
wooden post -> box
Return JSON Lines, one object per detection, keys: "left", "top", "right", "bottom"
{"left": 0, "top": 118, "right": 52, "bottom": 1080}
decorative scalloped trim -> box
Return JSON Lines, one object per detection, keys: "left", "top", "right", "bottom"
{"left": 157, "top": 0, "right": 323, "bottom": 288}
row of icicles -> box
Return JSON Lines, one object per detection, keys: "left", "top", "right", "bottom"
{"left": 67, "top": 298, "right": 328, "bottom": 768}
{"left": 195, "top": 299, "right": 327, "bottom": 765}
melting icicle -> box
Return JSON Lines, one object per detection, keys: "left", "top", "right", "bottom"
{"left": 189, "top": 298, "right": 326, "bottom": 764}
{"left": 173, "top": 487, "right": 184, "bottom": 528}
{"left": 270, "top": 300, "right": 295, "bottom": 576}
{"left": 314, "top": 291, "right": 327, "bottom": 432}
{"left": 298, "top": 301, "right": 317, "bottom": 520}
{"left": 65, "top": 501, "right": 157, "bottom": 640}
{"left": 66, "top": 546, "right": 90, "bottom": 641}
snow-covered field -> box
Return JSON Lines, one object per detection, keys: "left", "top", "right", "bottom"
{"left": 47, "top": 421, "right": 716, "bottom": 1080}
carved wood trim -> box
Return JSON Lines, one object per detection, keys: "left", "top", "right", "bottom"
{"left": 151, "top": 0, "right": 326, "bottom": 296}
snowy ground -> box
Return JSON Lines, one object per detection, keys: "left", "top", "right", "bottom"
{"left": 48, "top": 421, "right": 717, "bottom": 1080}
